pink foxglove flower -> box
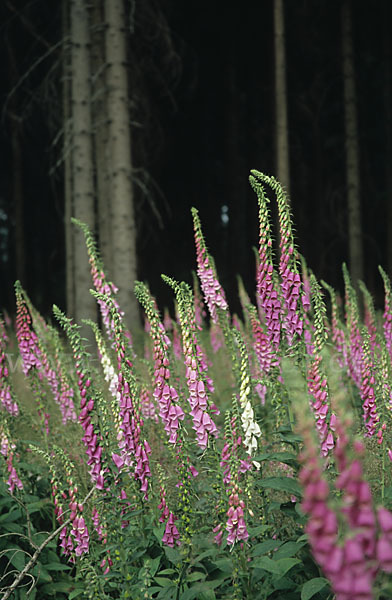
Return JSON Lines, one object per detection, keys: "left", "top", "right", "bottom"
{"left": 136, "top": 282, "right": 185, "bottom": 446}
{"left": 0, "top": 428, "right": 23, "bottom": 494}
{"left": 225, "top": 490, "right": 249, "bottom": 545}
{"left": 0, "top": 320, "right": 18, "bottom": 416}
{"left": 379, "top": 266, "right": 392, "bottom": 364}
{"left": 307, "top": 356, "right": 335, "bottom": 456}
{"left": 360, "top": 332, "right": 379, "bottom": 438}
{"left": 71, "top": 515, "right": 89, "bottom": 556}
{"left": 15, "top": 284, "right": 42, "bottom": 376}
{"left": 162, "top": 512, "right": 180, "bottom": 547}
{"left": 249, "top": 175, "right": 282, "bottom": 349}
{"left": 217, "top": 412, "right": 251, "bottom": 547}
{"left": 192, "top": 208, "right": 228, "bottom": 324}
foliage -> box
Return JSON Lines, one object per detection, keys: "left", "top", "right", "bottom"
{"left": 2, "top": 171, "right": 392, "bottom": 599}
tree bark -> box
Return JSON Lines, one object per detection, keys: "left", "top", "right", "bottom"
{"left": 91, "top": 0, "right": 112, "bottom": 276}
{"left": 70, "top": 0, "right": 97, "bottom": 330}
{"left": 63, "top": 0, "right": 74, "bottom": 318}
{"left": 6, "top": 37, "right": 25, "bottom": 288}
{"left": 274, "top": 0, "right": 290, "bottom": 196}
{"left": 105, "top": 0, "right": 139, "bottom": 332}
{"left": 384, "top": 7, "right": 392, "bottom": 275}
{"left": 342, "top": 0, "right": 364, "bottom": 286}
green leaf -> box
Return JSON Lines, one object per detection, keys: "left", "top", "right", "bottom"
{"left": 6, "top": 548, "right": 26, "bottom": 571}
{"left": 254, "top": 556, "right": 301, "bottom": 576}
{"left": 146, "top": 587, "right": 165, "bottom": 596}
{"left": 44, "top": 562, "right": 71, "bottom": 571}
{"left": 164, "top": 546, "right": 182, "bottom": 564}
{"left": 69, "top": 589, "right": 84, "bottom": 600}
{"left": 274, "top": 541, "right": 307, "bottom": 559}
{"left": 273, "top": 576, "right": 296, "bottom": 591}
{"left": 199, "top": 590, "right": 216, "bottom": 600}
{"left": 153, "top": 525, "right": 165, "bottom": 544}
{"left": 301, "top": 577, "right": 329, "bottom": 600}
{"left": 253, "top": 452, "right": 298, "bottom": 465}
{"left": 31, "top": 564, "right": 52, "bottom": 583}
{"left": 192, "top": 549, "right": 216, "bottom": 563}
{"left": 279, "top": 432, "right": 303, "bottom": 444}
{"left": 0, "top": 509, "right": 22, "bottom": 523}
{"left": 247, "top": 524, "right": 271, "bottom": 537}
{"left": 149, "top": 555, "right": 161, "bottom": 577}
{"left": 252, "top": 540, "right": 282, "bottom": 557}
{"left": 213, "top": 558, "right": 233, "bottom": 573}
{"left": 2, "top": 522, "right": 24, "bottom": 534}
{"left": 187, "top": 571, "right": 205, "bottom": 582}
{"left": 180, "top": 580, "right": 222, "bottom": 600}
{"left": 257, "top": 477, "right": 302, "bottom": 498}
{"left": 157, "top": 586, "right": 176, "bottom": 599}
{"left": 154, "top": 576, "right": 174, "bottom": 586}
{"left": 254, "top": 556, "right": 281, "bottom": 574}
{"left": 26, "top": 500, "right": 49, "bottom": 515}
{"left": 274, "top": 558, "right": 301, "bottom": 576}
{"left": 157, "top": 568, "right": 176, "bottom": 575}
{"left": 39, "top": 582, "right": 74, "bottom": 595}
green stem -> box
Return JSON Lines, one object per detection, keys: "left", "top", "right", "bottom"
{"left": 175, "top": 548, "right": 191, "bottom": 600}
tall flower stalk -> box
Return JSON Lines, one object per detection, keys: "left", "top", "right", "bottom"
{"left": 250, "top": 171, "right": 305, "bottom": 347}
{"left": 135, "top": 281, "right": 185, "bottom": 446}
{"left": 379, "top": 265, "right": 392, "bottom": 364}
{"left": 162, "top": 277, "right": 219, "bottom": 450}
{"left": 306, "top": 275, "right": 335, "bottom": 456}
{"left": 15, "top": 282, "right": 49, "bottom": 437}
{"left": 359, "top": 280, "right": 378, "bottom": 356}
{"left": 0, "top": 420, "right": 23, "bottom": 494}
{"left": 233, "top": 328, "right": 261, "bottom": 456}
{"left": 0, "top": 319, "right": 18, "bottom": 416}
{"left": 249, "top": 174, "right": 281, "bottom": 350}
{"left": 360, "top": 328, "right": 379, "bottom": 438}
{"left": 343, "top": 264, "right": 362, "bottom": 388}
{"left": 321, "top": 280, "right": 346, "bottom": 368}
{"left": 72, "top": 219, "right": 127, "bottom": 343}
{"left": 191, "top": 207, "right": 228, "bottom": 324}
{"left": 215, "top": 402, "right": 251, "bottom": 547}
{"left": 53, "top": 306, "right": 107, "bottom": 491}
{"left": 297, "top": 395, "right": 392, "bottom": 600}
{"left": 91, "top": 292, "right": 151, "bottom": 499}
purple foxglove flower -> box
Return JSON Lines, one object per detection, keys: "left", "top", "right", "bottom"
{"left": 377, "top": 507, "right": 392, "bottom": 535}
{"left": 377, "top": 536, "right": 392, "bottom": 572}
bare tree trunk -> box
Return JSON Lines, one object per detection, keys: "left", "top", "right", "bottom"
{"left": 384, "top": 9, "right": 392, "bottom": 275}
{"left": 105, "top": 0, "right": 139, "bottom": 331}
{"left": 274, "top": 0, "right": 290, "bottom": 195}
{"left": 91, "top": 0, "right": 112, "bottom": 276}
{"left": 6, "top": 39, "right": 25, "bottom": 287}
{"left": 342, "top": 0, "right": 364, "bottom": 286}
{"left": 63, "top": 0, "right": 74, "bottom": 317}
{"left": 10, "top": 122, "right": 25, "bottom": 286}
{"left": 225, "top": 46, "right": 247, "bottom": 313}
{"left": 70, "top": 0, "right": 97, "bottom": 330}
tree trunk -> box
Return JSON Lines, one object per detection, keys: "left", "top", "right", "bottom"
{"left": 91, "top": 0, "right": 112, "bottom": 276}
{"left": 274, "top": 0, "right": 290, "bottom": 196}
{"left": 105, "top": 0, "right": 139, "bottom": 332}
{"left": 6, "top": 37, "right": 25, "bottom": 288}
{"left": 10, "top": 122, "right": 25, "bottom": 287}
{"left": 63, "top": 0, "right": 74, "bottom": 318}
{"left": 225, "top": 50, "right": 247, "bottom": 314}
{"left": 342, "top": 0, "right": 364, "bottom": 286}
{"left": 384, "top": 8, "right": 392, "bottom": 275}
{"left": 70, "top": 0, "right": 97, "bottom": 330}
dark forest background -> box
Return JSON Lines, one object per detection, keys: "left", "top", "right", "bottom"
{"left": 0, "top": 0, "right": 391, "bottom": 321}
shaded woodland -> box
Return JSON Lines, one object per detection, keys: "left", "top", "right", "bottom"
{"left": 0, "top": 0, "right": 391, "bottom": 322}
